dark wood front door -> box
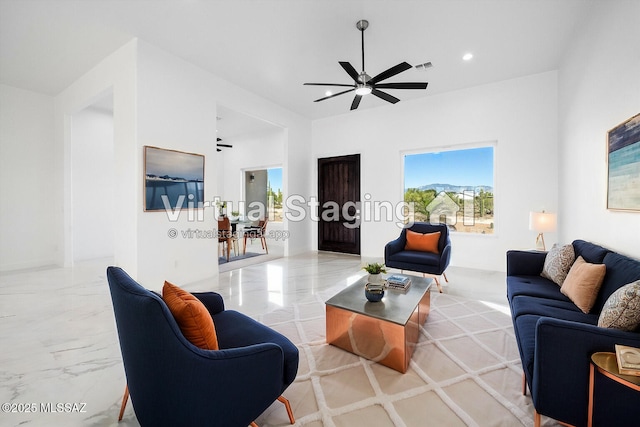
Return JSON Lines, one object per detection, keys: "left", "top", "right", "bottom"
{"left": 318, "top": 154, "right": 361, "bottom": 254}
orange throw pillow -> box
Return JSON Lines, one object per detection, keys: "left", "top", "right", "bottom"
{"left": 560, "top": 256, "right": 606, "bottom": 314}
{"left": 405, "top": 230, "right": 441, "bottom": 254}
{"left": 162, "top": 281, "right": 219, "bottom": 350}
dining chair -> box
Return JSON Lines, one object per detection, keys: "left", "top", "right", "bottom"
{"left": 218, "top": 217, "right": 238, "bottom": 261}
{"left": 243, "top": 218, "right": 269, "bottom": 254}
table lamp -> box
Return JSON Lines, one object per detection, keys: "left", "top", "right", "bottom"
{"left": 529, "top": 211, "right": 557, "bottom": 251}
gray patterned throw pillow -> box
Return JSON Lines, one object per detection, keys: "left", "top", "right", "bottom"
{"left": 598, "top": 280, "right": 640, "bottom": 331}
{"left": 541, "top": 244, "right": 575, "bottom": 286}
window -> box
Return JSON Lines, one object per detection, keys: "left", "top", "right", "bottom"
{"left": 267, "top": 167, "right": 283, "bottom": 222}
{"left": 403, "top": 145, "right": 494, "bottom": 234}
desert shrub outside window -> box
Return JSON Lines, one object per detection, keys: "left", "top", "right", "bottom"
{"left": 403, "top": 145, "right": 495, "bottom": 234}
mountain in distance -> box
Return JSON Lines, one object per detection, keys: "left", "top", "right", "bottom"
{"left": 146, "top": 173, "right": 203, "bottom": 183}
{"left": 411, "top": 183, "right": 494, "bottom": 193}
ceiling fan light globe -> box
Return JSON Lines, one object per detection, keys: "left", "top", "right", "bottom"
{"left": 355, "top": 85, "right": 372, "bottom": 96}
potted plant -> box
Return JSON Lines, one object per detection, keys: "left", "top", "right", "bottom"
{"left": 363, "top": 262, "right": 387, "bottom": 284}
{"left": 215, "top": 201, "right": 227, "bottom": 217}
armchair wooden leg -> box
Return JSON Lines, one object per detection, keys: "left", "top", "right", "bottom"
{"left": 522, "top": 372, "right": 527, "bottom": 395}
{"left": 250, "top": 396, "right": 293, "bottom": 427}
{"left": 433, "top": 276, "right": 443, "bottom": 293}
{"left": 278, "top": 395, "right": 295, "bottom": 424}
{"left": 118, "top": 384, "right": 129, "bottom": 421}
{"left": 443, "top": 272, "right": 449, "bottom": 282}
{"left": 422, "top": 273, "right": 443, "bottom": 293}
{"left": 534, "top": 409, "right": 541, "bottom": 427}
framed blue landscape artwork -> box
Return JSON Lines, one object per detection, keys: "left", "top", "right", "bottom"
{"left": 144, "top": 146, "right": 205, "bottom": 211}
{"left": 607, "top": 113, "right": 640, "bottom": 211}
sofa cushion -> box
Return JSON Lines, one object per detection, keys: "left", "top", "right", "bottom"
{"left": 511, "top": 295, "right": 598, "bottom": 324}
{"left": 405, "top": 230, "right": 440, "bottom": 253}
{"left": 598, "top": 280, "right": 640, "bottom": 331}
{"left": 541, "top": 244, "right": 575, "bottom": 286}
{"left": 387, "top": 250, "right": 440, "bottom": 266}
{"left": 507, "top": 276, "right": 572, "bottom": 303}
{"left": 163, "top": 281, "right": 219, "bottom": 350}
{"left": 213, "top": 310, "right": 299, "bottom": 387}
{"left": 594, "top": 252, "right": 640, "bottom": 313}
{"left": 572, "top": 239, "right": 610, "bottom": 264}
{"left": 560, "top": 256, "right": 607, "bottom": 314}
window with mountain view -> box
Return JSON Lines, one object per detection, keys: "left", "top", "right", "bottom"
{"left": 404, "top": 145, "right": 495, "bottom": 234}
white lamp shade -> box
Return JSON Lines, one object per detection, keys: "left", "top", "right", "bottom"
{"left": 529, "top": 211, "right": 557, "bottom": 233}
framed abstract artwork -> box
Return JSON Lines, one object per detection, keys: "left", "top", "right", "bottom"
{"left": 607, "top": 113, "right": 640, "bottom": 211}
{"left": 144, "top": 146, "right": 205, "bottom": 211}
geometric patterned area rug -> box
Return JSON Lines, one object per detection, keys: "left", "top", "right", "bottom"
{"left": 255, "top": 288, "right": 561, "bottom": 427}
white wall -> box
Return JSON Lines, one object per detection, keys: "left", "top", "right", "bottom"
{"left": 218, "top": 127, "right": 285, "bottom": 214}
{"left": 71, "top": 105, "right": 114, "bottom": 261}
{"left": 49, "top": 38, "right": 311, "bottom": 286}
{"left": 55, "top": 40, "right": 138, "bottom": 275}
{"left": 135, "top": 41, "right": 312, "bottom": 286}
{"left": 204, "top": 91, "right": 311, "bottom": 259}
{"left": 136, "top": 41, "right": 219, "bottom": 287}
{"left": 558, "top": 1, "right": 640, "bottom": 259}
{"left": 312, "top": 71, "right": 560, "bottom": 271}
{"left": 0, "top": 84, "right": 56, "bottom": 271}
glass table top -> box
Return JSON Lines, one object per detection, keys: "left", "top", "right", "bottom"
{"left": 325, "top": 274, "right": 432, "bottom": 325}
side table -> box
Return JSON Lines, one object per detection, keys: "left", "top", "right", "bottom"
{"left": 588, "top": 352, "right": 640, "bottom": 427}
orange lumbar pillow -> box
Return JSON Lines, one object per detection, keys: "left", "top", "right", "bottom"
{"left": 162, "top": 281, "right": 219, "bottom": 350}
{"left": 405, "top": 229, "right": 441, "bottom": 254}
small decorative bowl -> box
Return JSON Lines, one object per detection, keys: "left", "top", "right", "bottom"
{"left": 365, "top": 283, "right": 385, "bottom": 302}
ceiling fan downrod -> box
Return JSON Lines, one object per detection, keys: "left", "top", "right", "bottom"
{"left": 357, "top": 19, "right": 368, "bottom": 73}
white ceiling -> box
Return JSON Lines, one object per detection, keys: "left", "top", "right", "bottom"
{"left": 0, "top": 0, "right": 592, "bottom": 122}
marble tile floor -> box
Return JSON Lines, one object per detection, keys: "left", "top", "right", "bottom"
{"left": 218, "top": 236, "right": 285, "bottom": 274}
{"left": 0, "top": 252, "right": 507, "bottom": 426}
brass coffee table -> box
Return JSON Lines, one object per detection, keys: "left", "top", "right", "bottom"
{"left": 325, "top": 274, "right": 432, "bottom": 373}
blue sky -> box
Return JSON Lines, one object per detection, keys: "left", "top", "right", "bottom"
{"left": 268, "top": 167, "right": 282, "bottom": 192}
{"left": 145, "top": 147, "right": 203, "bottom": 181}
{"left": 404, "top": 146, "right": 494, "bottom": 189}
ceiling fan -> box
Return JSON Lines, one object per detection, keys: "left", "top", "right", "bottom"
{"left": 304, "top": 19, "right": 429, "bottom": 110}
{"left": 216, "top": 138, "right": 232, "bottom": 152}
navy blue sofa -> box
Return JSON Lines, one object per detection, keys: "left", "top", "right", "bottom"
{"left": 107, "top": 266, "right": 298, "bottom": 427}
{"left": 507, "top": 240, "right": 640, "bottom": 427}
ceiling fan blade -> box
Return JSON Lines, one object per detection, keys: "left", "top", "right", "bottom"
{"left": 217, "top": 143, "right": 233, "bottom": 148}
{"left": 313, "top": 88, "right": 355, "bottom": 102}
{"left": 217, "top": 148, "right": 222, "bottom": 152}
{"left": 304, "top": 82, "right": 355, "bottom": 87}
{"left": 372, "top": 88, "right": 400, "bottom": 104}
{"left": 339, "top": 61, "right": 361, "bottom": 82}
{"left": 369, "top": 62, "right": 412, "bottom": 84}
{"left": 350, "top": 95, "right": 362, "bottom": 110}
{"left": 217, "top": 137, "right": 222, "bottom": 142}
{"left": 374, "top": 82, "right": 428, "bottom": 90}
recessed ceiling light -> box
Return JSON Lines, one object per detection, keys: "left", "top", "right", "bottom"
{"left": 463, "top": 53, "right": 474, "bottom": 61}
{"left": 325, "top": 90, "right": 332, "bottom": 97}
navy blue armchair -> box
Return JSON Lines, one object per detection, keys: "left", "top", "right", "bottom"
{"left": 107, "top": 266, "right": 298, "bottom": 427}
{"left": 384, "top": 222, "right": 451, "bottom": 292}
